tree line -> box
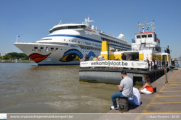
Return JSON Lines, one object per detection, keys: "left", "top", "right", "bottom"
{"left": 0, "top": 52, "right": 29, "bottom": 60}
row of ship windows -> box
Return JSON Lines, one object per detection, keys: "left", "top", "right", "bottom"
{"left": 50, "top": 25, "right": 86, "bottom": 33}
{"left": 83, "top": 51, "right": 100, "bottom": 53}
{"left": 65, "top": 39, "right": 102, "bottom": 47}
{"left": 80, "top": 46, "right": 101, "bottom": 51}
{"left": 33, "top": 47, "right": 59, "bottom": 51}
{"left": 101, "top": 37, "right": 131, "bottom": 47}
{"left": 137, "top": 34, "right": 153, "bottom": 39}
{"left": 41, "top": 38, "right": 126, "bottom": 48}
{"left": 40, "top": 38, "right": 127, "bottom": 48}
{"left": 33, "top": 46, "right": 101, "bottom": 51}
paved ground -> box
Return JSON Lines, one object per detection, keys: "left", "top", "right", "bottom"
{"left": 99, "top": 69, "right": 181, "bottom": 120}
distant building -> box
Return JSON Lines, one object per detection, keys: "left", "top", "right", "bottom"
{"left": 5, "top": 52, "right": 13, "bottom": 55}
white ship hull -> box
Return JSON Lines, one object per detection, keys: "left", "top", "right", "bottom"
{"left": 14, "top": 42, "right": 99, "bottom": 65}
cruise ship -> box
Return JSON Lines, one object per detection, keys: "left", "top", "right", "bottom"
{"left": 14, "top": 17, "right": 131, "bottom": 65}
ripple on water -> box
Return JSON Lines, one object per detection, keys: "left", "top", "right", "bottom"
{"left": 0, "top": 63, "right": 118, "bottom": 113}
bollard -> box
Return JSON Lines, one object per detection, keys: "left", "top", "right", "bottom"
{"left": 164, "top": 67, "right": 168, "bottom": 83}
{"left": 118, "top": 97, "right": 129, "bottom": 112}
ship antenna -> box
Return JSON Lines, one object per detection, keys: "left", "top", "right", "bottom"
{"left": 59, "top": 19, "right": 62, "bottom": 24}
{"left": 152, "top": 20, "right": 155, "bottom": 32}
{"left": 138, "top": 22, "right": 141, "bottom": 33}
{"left": 84, "top": 16, "right": 94, "bottom": 26}
{"left": 138, "top": 19, "right": 155, "bottom": 32}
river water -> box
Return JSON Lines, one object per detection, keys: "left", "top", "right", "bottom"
{"left": 0, "top": 63, "right": 118, "bottom": 113}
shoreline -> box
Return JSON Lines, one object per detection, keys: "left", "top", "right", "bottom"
{"left": 0, "top": 61, "right": 34, "bottom": 63}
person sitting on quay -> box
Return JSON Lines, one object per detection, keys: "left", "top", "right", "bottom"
{"left": 111, "top": 70, "right": 133, "bottom": 110}
{"left": 128, "top": 87, "right": 141, "bottom": 106}
{"left": 139, "top": 78, "right": 154, "bottom": 94}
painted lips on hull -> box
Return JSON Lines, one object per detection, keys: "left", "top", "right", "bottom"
{"left": 29, "top": 53, "right": 51, "bottom": 63}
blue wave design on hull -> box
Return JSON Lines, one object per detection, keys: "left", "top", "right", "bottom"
{"left": 88, "top": 51, "right": 96, "bottom": 58}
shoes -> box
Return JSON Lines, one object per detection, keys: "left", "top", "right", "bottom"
{"left": 110, "top": 105, "right": 119, "bottom": 110}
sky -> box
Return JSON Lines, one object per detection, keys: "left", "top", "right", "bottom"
{"left": 0, "top": 0, "right": 181, "bottom": 57}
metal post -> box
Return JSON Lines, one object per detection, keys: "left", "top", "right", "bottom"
{"left": 164, "top": 67, "right": 168, "bottom": 83}
{"left": 164, "top": 67, "right": 166, "bottom": 83}
{"left": 17, "top": 35, "right": 18, "bottom": 42}
{"left": 166, "top": 67, "right": 168, "bottom": 83}
{"left": 107, "top": 43, "right": 109, "bottom": 60}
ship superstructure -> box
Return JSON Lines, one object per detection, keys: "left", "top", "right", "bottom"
{"left": 14, "top": 17, "right": 131, "bottom": 65}
{"left": 132, "top": 20, "right": 171, "bottom": 66}
{"left": 101, "top": 20, "right": 171, "bottom": 67}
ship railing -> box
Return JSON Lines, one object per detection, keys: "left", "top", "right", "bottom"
{"left": 56, "top": 23, "right": 79, "bottom": 25}
{"left": 96, "top": 29, "right": 117, "bottom": 38}
{"left": 15, "top": 42, "right": 35, "bottom": 43}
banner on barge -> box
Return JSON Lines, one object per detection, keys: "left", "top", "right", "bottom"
{"left": 80, "top": 60, "right": 148, "bottom": 69}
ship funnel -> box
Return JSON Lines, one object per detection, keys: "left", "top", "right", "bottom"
{"left": 118, "top": 33, "right": 125, "bottom": 40}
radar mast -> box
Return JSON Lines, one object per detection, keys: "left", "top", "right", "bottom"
{"left": 84, "top": 16, "right": 94, "bottom": 26}
{"left": 138, "top": 19, "right": 155, "bottom": 33}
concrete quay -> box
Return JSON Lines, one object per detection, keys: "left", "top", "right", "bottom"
{"left": 109, "top": 69, "right": 181, "bottom": 113}
{"left": 98, "top": 69, "right": 181, "bottom": 120}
